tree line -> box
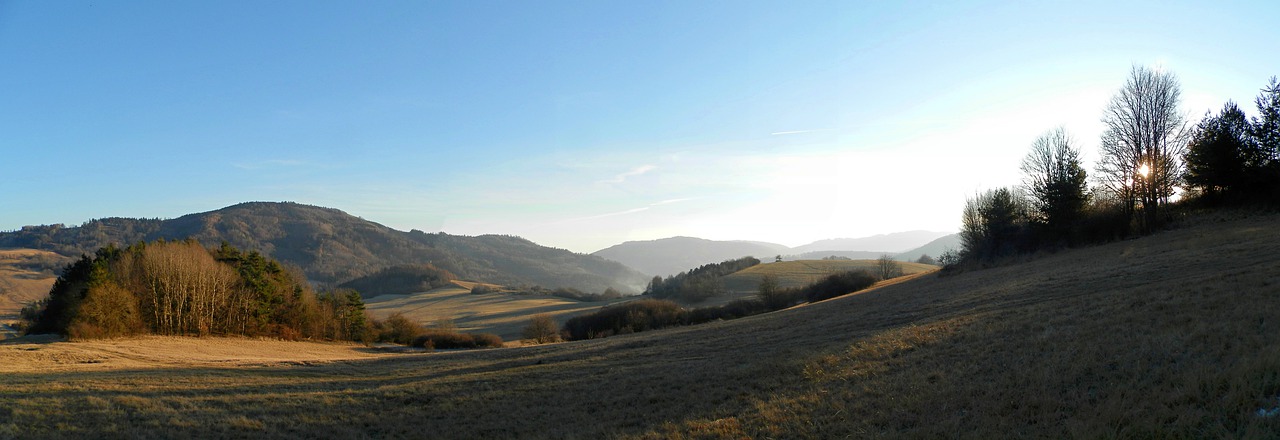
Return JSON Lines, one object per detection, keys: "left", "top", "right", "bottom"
{"left": 956, "top": 67, "right": 1280, "bottom": 266}
{"left": 644, "top": 256, "right": 761, "bottom": 303}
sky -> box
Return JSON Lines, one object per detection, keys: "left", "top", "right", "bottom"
{"left": 2, "top": 1, "right": 1277, "bottom": 253}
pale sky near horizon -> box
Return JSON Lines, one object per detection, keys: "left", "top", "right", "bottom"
{"left": 2, "top": 1, "right": 1277, "bottom": 253}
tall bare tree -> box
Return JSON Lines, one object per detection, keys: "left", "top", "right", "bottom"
{"left": 1021, "top": 127, "right": 1089, "bottom": 240}
{"left": 1096, "top": 65, "right": 1190, "bottom": 232}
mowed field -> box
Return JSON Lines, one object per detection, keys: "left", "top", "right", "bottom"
{"left": 0, "top": 249, "right": 66, "bottom": 338}
{"left": 364, "top": 281, "right": 630, "bottom": 341}
{"left": 1, "top": 212, "right": 1279, "bottom": 438}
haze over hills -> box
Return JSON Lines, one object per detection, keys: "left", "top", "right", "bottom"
{"left": 592, "top": 237, "right": 790, "bottom": 278}
{"left": 592, "top": 230, "right": 953, "bottom": 278}
{"left": 0, "top": 202, "right": 649, "bottom": 293}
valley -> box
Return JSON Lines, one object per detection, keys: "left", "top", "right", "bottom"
{"left": 1, "top": 211, "right": 1276, "bottom": 438}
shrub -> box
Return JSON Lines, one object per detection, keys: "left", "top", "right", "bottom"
{"left": 376, "top": 313, "right": 424, "bottom": 345}
{"left": 562, "top": 299, "right": 687, "bottom": 340}
{"left": 412, "top": 330, "right": 504, "bottom": 349}
{"left": 522, "top": 314, "right": 561, "bottom": 344}
{"left": 470, "top": 284, "right": 499, "bottom": 295}
{"left": 876, "top": 254, "right": 904, "bottom": 280}
{"left": 804, "top": 270, "right": 878, "bottom": 302}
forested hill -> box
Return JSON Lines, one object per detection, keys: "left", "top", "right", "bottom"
{"left": 0, "top": 202, "right": 649, "bottom": 292}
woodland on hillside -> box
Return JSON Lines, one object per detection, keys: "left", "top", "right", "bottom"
{"left": 22, "top": 240, "right": 370, "bottom": 341}
{"left": 0, "top": 202, "right": 647, "bottom": 293}
{"left": 954, "top": 69, "right": 1280, "bottom": 267}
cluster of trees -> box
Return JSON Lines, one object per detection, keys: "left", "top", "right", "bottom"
{"left": 644, "top": 257, "right": 760, "bottom": 303}
{"left": 564, "top": 268, "right": 885, "bottom": 340}
{"left": 357, "top": 312, "right": 505, "bottom": 349}
{"left": 1183, "top": 77, "right": 1280, "bottom": 202}
{"left": 23, "top": 240, "right": 370, "bottom": 341}
{"left": 958, "top": 68, "right": 1280, "bottom": 266}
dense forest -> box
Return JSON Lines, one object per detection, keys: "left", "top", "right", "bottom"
{"left": 22, "top": 240, "right": 369, "bottom": 341}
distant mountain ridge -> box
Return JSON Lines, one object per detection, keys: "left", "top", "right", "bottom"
{"left": 789, "top": 231, "right": 953, "bottom": 254}
{"left": 0, "top": 202, "right": 649, "bottom": 293}
{"left": 592, "top": 231, "right": 953, "bottom": 278}
{"left": 593, "top": 237, "right": 786, "bottom": 278}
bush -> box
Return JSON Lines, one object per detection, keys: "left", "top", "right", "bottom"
{"left": 470, "top": 284, "right": 500, "bottom": 295}
{"left": 412, "top": 330, "right": 504, "bottom": 349}
{"left": 804, "top": 270, "right": 878, "bottom": 302}
{"left": 375, "top": 313, "right": 424, "bottom": 345}
{"left": 522, "top": 314, "right": 561, "bottom": 344}
{"left": 562, "top": 299, "right": 687, "bottom": 340}
{"left": 687, "top": 299, "right": 769, "bottom": 324}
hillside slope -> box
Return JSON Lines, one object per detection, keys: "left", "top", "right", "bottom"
{"left": 1, "top": 212, "right": 1277, "bottom": 438}
{"left": 0, "top": 202, "right": 648, "bottom": 292}
{"left": 593, "top": 236, "right": 786, "bottom": 277}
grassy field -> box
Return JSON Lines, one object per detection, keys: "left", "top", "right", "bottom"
{"left": 722, "top": 259, "right": 936, "bottom": 292}
{"left": 1, "top": 211, "right": 1278, "bottom": 438}
{"left": 0, "top": 249, "right": 66, "bottom": 338}
{"left": 364, "top": 282, "right": 629, "bottom": 341}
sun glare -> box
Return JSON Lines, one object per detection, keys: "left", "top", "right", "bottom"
{"left": 1137, "top": 163, "right": 1151, "bottom": 178}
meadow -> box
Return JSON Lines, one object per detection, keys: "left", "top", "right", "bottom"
{"left": 363, "top": 281, "right": 630, "bottom": 341}
{"left": 0, "top": 211, "right": 1277, "bottom": 438}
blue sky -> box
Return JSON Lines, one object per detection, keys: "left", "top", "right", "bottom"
{"left": 2, "top": 1, "right": 1277, "bottom": 253}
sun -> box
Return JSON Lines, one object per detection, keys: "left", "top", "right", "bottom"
{"left": 1137, "top": 163, "right": 1151, "bottom": 178}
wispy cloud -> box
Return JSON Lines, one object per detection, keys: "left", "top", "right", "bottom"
{"left": 600, "top": 165, "right": 656, "bottom": 184}
{"left": 770, "top": 128, "right": 833, "bottom": 136}
{"left": 563, "top": 197, "right": 696, "bottom": 222}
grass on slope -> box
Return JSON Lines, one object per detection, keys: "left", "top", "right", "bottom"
{"left": 364, "top": 283, "right": 629, "bottom": 341}
{"left": 722, "top": 259, "right": 936, "bottom": 292}
{"left": 0, "top": 249, "right": 68, "bottom": 337}
{"left": 1, "top": 212, "right": 1277, "bottom": 438}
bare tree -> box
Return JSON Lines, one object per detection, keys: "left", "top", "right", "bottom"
{"left": 1021, "top": 127, "right": 1089, "bottom": 240}
{"left": 1096, "top": 65, "right": 1190, "bottom": 232}
{"left": 876, "top": 254, "right": 903, "bottom": 280}
{"left": 522, "top": 314, "right": 561, "bottom": 344}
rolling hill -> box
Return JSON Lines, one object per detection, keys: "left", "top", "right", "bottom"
{"left": 593, "top": 231, "right": 951, "bottom": 278}
{"left": 1, "top": 211, "right": 1275, "bottom": 437}
{"left": 593, "top": 236, "right": 788, "bottom": 277}
{"left": 894, "top": 233, "right": 961, "bottom": 262}
{"left": 363, "top": 282, "right": 631, "bottom": 341}
{"left": 0, "top": 202, "right": 649, "bottom": 292}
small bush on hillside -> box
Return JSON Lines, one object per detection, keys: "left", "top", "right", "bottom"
{"left": 876, "top": 254, "right": 904, "bottom": 280}
{"left": 375, "top": 313, "right": 424, "bottom": 345}
{"left": 470, "top": 284, "right": 500, "bottom": 295}
{"left": 522, "top": 314, "right": 561, "bottom": 344}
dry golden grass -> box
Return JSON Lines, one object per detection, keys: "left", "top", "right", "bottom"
{"left": 0, "top": 248, "right": 66, "bottom": 337}
{"left": 1, "top": 212, "right": 1278, "bottom": 438}
{"left": 364, "top": 284, "right": 628, "bottom": 340}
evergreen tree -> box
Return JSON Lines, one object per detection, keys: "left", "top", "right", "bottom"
{"left": 1184, "top": 102, "right": 1256, "bottom": 199}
